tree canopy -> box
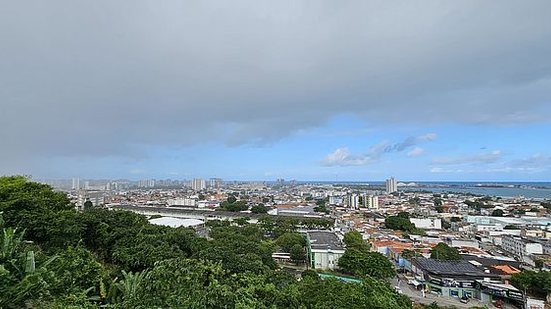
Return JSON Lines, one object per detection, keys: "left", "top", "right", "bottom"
{"left": 0, "top": 176, "right": 411, "bottom": 308}
{"left": 430, "top": 243, "right": 460, "bottom": 261}
{"left": 385, "top": 213, "right": 426, "bottom": 236}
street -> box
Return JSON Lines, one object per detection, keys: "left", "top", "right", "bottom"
{"left": 392, "top": 277, "right": 492, "bottom": 308}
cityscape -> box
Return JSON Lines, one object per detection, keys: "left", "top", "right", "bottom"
{"left": 2, "top": 1, "right": 551, "bottom": 309}
{"left": 25, "top": 176, "right": 551, "bottom": 308}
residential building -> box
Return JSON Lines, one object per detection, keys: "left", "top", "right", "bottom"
{"left": 501, "top": 235, "right": 543, "bottom": 262}
{"left": 208, "top": 178, "right": 223, "bottom": 189}
{"left": 364, "top": 195, "right": 379, "bottom": 209}
{"left": 385, "top": 177, "right": 398, "bottom": 194}
{"left": 347, "top": 194, "right": 360, "bottom": 209}
{"left": 191, "top": 178, "right": 206, "bottom": 191}
{"left": 306, "top": 231, "right": 345, "bottom": 270}
{"left": 410, "top": 218, "right": 442, "bottom": 230}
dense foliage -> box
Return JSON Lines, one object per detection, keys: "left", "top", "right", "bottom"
{"left": 430, "top": 243, "right": 460, "bottom": 261}
{"left": 511, "top": 270, "right": 551, "bottom": 298}
{"left": 0, "top": 176, "right": 411, "bottom": 308}
{"left": 385, "top": 212, "right": 426, "bottom": 235}
{"left": 338, "top": 231, "right": 395, "bottom": 279}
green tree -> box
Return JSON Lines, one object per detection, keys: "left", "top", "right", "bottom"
{"left": 401, "top": 249, "right": 421, "bottom": 260}
{"left": 430, "top": 243, "right": 460, "bottom": 260}
{"left": 290, "top": 244, "right": 306, "bottom": 264}
{"left": 385, "top": 214, "right": 426, "bottom": 235}
{"left": 83, "top": 200, "right": 93, "bottom": 209}
{"left": 124, "top": 258, "right": 233, "bottom": 308}
{"left": 0, "top": 176, "right": 81, "bottom": 248}
{"left": 343, "top": 230, "right": 370, "bottom": 251}
{"left": 48, "top": 246, "right": 107, "bottom": 297}
{"left": 338, "top": 248, "right": 395, "bottom": 279}
{"left": 227, "top": 195, "right": 237, "bottom": 203}
{"left": 511, "top": 270, "right": 551, "bottom": 299}
{"left": 276, "top": 233, "right": 306, "bottom": 252}
{"left": 250, "top": 204, "right": 268, "bottom": 214}
{"left": 491, "top": 209, "right": 504, "bottom": 217}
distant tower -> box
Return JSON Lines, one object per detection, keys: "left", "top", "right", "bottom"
{"left": 191, "top": 178, "right": 206, "bottom": 191}
{"left": 72, "top": 178, "right": 80, "bottom": 190}
{"left": 385, "top": 177, "right": 397, "bottom": 194}
{"left": 208, "top": 178, "right": 223, "bottom": 189}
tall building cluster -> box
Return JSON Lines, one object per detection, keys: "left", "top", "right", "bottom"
{"left": 191, "top": 178, "right": 206, "bottom": 191}
{"left": 385, "top": 177, "right": 398, "bottom": 194}
{"left": 208, "top": 178, "right": 223, "bottom": 189}
{"left": 138, "top": 179, "right": 156, "bottom": 188}
{"left": 346, "top": 194, "right": 379, "bottom": 209}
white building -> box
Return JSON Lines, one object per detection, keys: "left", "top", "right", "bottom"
{"left": 307, "top": 231, "right": 345, "bottom": 270}
{"left": 149, "top": 217, "right": 204, "bottom": 229}
{"left": 328, "top": 195, "right": 343, "bottom": 205}
{"left": 385, "top": 177, "right": 398, "bottom": 194}
{"left": 364, "top": 195, "right": 379, "bottom": 209}
{"left": 191, "top": 178, "right": 206, "bottom": 191}
{"left": 167, "top": 198, "right": 197, "bottom": 207}
{"left": 72, "top": 178, "right": 80, "bottom": 190}
{"left": 347, "top": 194, "right": 360, "bottom": 209}
{"left": 501, "top": 235, "right": 543, "bottom": 262}
{"left": 138, "top": 179, "right": 156, "bottom": 188}
{"left": 208, "top": 178, "right": 223, "bottom": 188}
{"left": 410, "top": 218, "right": 442, "bottom": 230}
{"left": 76, "top": 190, "right": 105, "bottom": 209}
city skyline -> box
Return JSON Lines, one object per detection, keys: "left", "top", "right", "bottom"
{"left": 1, "top": 1, "right": 551, "bottom": 181}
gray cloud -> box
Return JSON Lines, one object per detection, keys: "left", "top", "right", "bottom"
{"left": 430, "top": 153, "right": 551, "bottom": 174}
{"left": 509, "top": 154, "right": 551, "bottom": 171}
{"left": 1, "top": 1, "right": 551, "bottom": 173}
{"left": 321, "top": 133, "right": 436, "bottom": 166}
{"left": 432, "top": 150, "right": 502, "bottom": 165}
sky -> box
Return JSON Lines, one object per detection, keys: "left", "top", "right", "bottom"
{"left": 1, "top": 1, "right": 551, "bottom": 181}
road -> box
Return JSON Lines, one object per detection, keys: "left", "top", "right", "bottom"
{"left": 391, "top": 277, "right": 497, "bottom": 308}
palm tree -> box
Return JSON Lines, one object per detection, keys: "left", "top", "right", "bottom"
{"left": 114, "top": 270, "right": 148, "bottom": 301}
{"left": 0, "top": 214, "right": 57, "bottom": 308}
{"left": 1, "top": 227, "right": 25, "bottom": 262}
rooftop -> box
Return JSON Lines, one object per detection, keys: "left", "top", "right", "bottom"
{"left": 307, "top": 231, "right": 344, "bottom": 251}
{"left": 412, "top": 257, "right": 495, "bottom": 277}
{"left": 149, "top": 217, "right": 204, "bottom": 228}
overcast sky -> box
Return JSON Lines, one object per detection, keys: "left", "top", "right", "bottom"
{"left": 1, "top": 1, "right": 551, "bottom": 181}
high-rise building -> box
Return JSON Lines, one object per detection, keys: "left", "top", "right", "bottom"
{"left": 138, "top": 179, "right": 156, "bottom": 188}
{"left": 208, "top": 178, "right": 223, "bottom": 188}
{"left": 347, "top": 194, "right": 360, "bottom": 209}
{"left": 385, "top": 177, "right": 397, "bottom": 194}
{"left": 191, "top": 178, "right": 206, "bottom": 191}
{"left": 363, "top": 195, "right": 379, "bottom": 209}
{"left": 72, "top": 178, "right": 80, "bottom": 190}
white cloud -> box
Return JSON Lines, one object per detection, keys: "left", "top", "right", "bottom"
{"left": 407, "top": 147, "right": 425, "bottom": 157}
{"left": 321, "top": 133, "right": 436, "bottom": 166}
{"left": 432, "top": 150, "right": 502, "bottom": 165}
{"left": 320, "top": 147, "right": 376, "bottom": 166}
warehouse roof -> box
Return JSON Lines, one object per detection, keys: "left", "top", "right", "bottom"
{"left": 307, "top": 231, "right": 344, "bottom": 251}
